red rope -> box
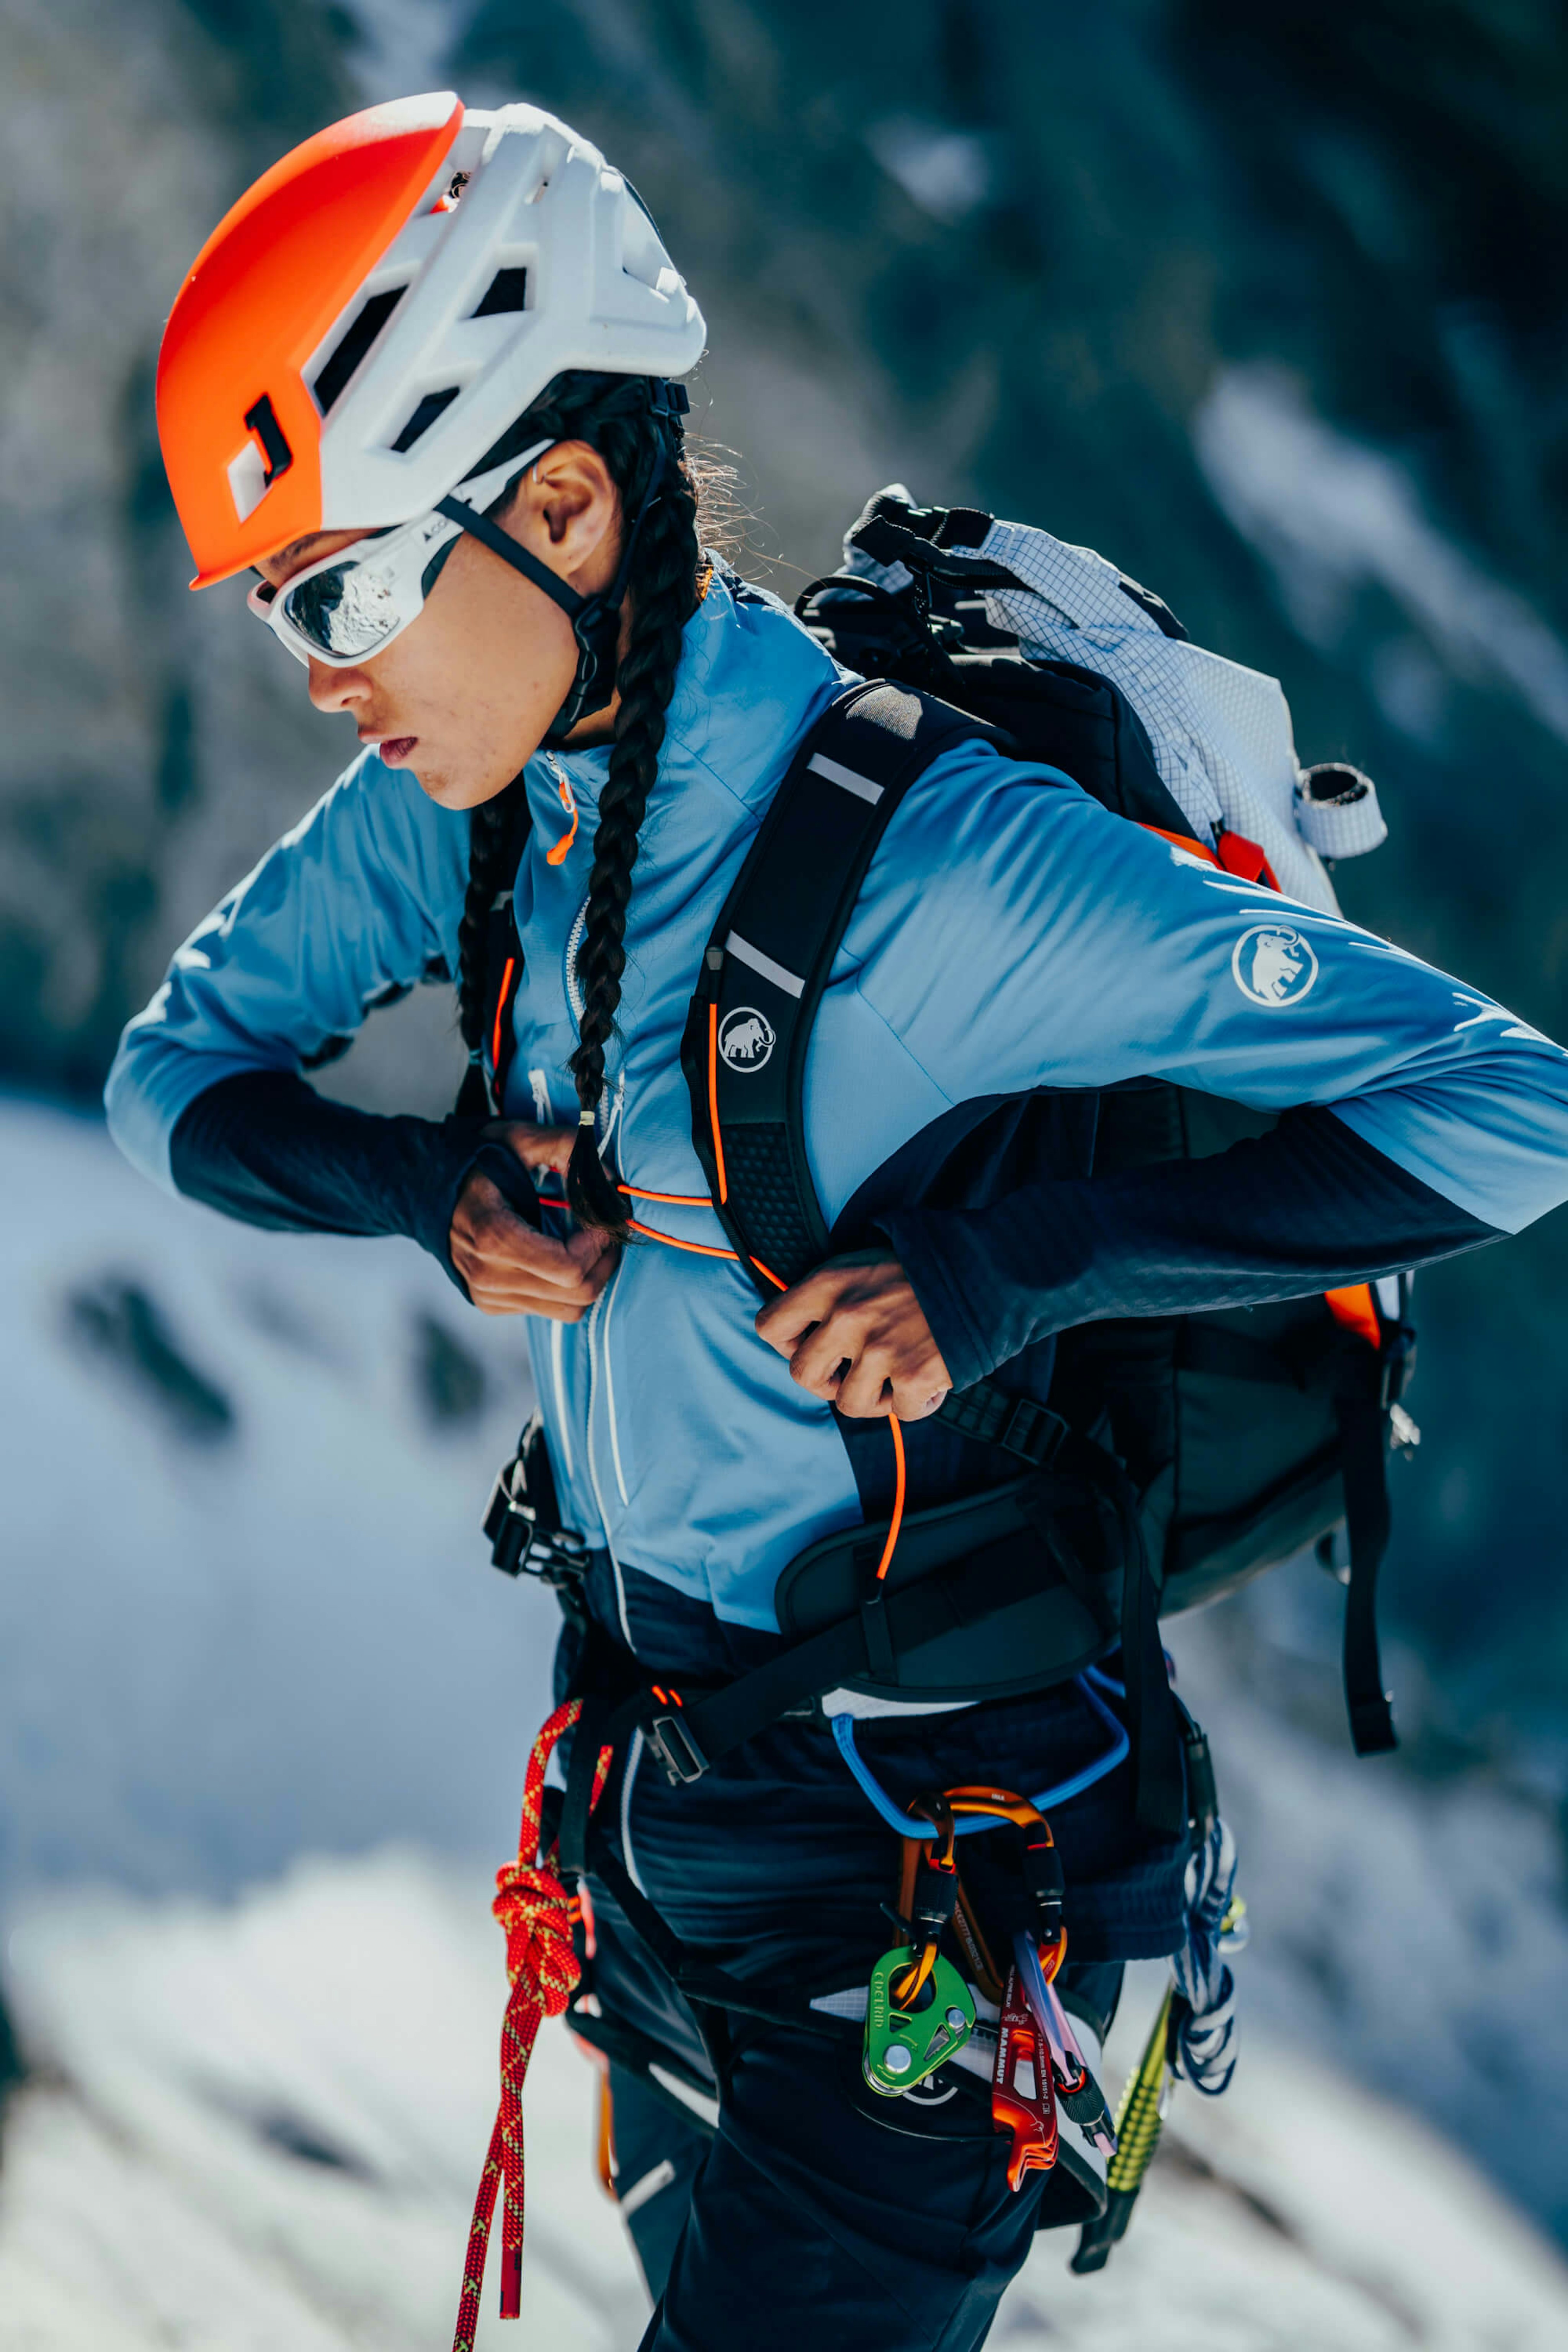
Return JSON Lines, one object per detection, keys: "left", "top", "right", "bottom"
{"left": 452, "top": 1699, "right": 612, "bottom": 2349}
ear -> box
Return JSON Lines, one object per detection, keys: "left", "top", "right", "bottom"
{"left": 503, "top": 440, "right": 620, "bottom": 590}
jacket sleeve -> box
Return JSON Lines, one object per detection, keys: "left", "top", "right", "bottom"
{"left": 879, "top": 1106, "right": 1494, "bottom": 1391}
{"left": 835, "top": 741, "right": 1568, "bottom": 1369}
{"left": 104, "top": 748, "right": 472, "bottom": 1194}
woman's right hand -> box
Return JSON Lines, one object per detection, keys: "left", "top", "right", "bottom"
{"left": 450, "top": 1123, "right": 616, "bottom": 1319}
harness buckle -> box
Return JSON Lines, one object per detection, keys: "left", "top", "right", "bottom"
{"left": 646, "top": 1710, "right": 710, "bottom": 1787}
{"left": 483, "top": 1447, "right": 589, "bottom": 1586}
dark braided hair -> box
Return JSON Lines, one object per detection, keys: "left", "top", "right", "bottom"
{"left": 454, "top": 369, "right": 705, "bottom": 1236}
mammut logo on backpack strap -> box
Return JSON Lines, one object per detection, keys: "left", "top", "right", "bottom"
{"left": 719, "top": 1008, "right": 776, "bottom": 1070}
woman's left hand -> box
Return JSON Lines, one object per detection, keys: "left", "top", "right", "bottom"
{"left": 755, "top": 1257, "right": 952, "bottom": 1419}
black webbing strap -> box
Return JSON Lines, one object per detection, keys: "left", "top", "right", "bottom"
{"left": 1114, "top": 1486, "right": 1184, "bottom": 1834}
{"left": 946, "top": 1386, "right": 1183, "bottom": 1835}
{"left": 556, "top": 1687, "right": 615, "bottom": 1883}
{"left": 436, "top": 496, "right": 589, "bottom": 623}
{"left": 617, "top": 1507, "right": 1069, "bottom": 1788}
{"left": 554, "top": 1702, "right": 848, "bottom": 2042}
{"left": 681, "top": 681, "right": 1004, "bottom": 1291}
{"left": 938, "top": 1381, "right": 1069, "bottom": 1465}
{"left": 1336, "top": 1393, "right": 1397, "bottom": 1754}
{"left": 1176, "top": 1317, "right": 1398, "bottom": 1757}
{"left": 588, "top": 1834, "right": 844, "bottom": 2035}
{"left": 561, "top": 2000, "right": 719, "bottom": 2137}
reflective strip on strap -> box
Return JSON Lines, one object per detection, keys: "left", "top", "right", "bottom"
{"left": 807, "top": 750, "right": 884, "bottom": 805}
{"left": 724, "top": 929, "right": 805, "bottom": 999}
{"left": 618, "top": 2157, "right": 678, "bottom": 2216}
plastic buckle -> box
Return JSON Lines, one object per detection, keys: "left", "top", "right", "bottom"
{"left": 999, "top": 1397, "right": 1068, "bottom": 1468}
{"left": 483, "top": 1457, "right": 587, "bottom": 1584}
{"left": 647, "top": 1711, "right": 709, "bottom": 1786}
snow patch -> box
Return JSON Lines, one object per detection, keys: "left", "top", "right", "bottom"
{"left": 0, "top": 1098, "right": 557, "bottom": 1898}
{"left": 866, "top": 119, "right": 995, "bottom": 222}
{"left": 3, "top": 1851, "right": 1566, "bottom": 2349}
{"left": 1194, "top": 365, "right": 1568, "bottom": 743}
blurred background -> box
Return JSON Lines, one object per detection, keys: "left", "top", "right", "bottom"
{"left": 2, "top": 3, "right": 1568, "bottom": 2345}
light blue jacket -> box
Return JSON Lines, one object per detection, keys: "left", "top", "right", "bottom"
{"left": 107, "top": 573, "right": 1568, "bottom": 1630}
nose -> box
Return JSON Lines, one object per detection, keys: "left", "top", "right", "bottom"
{"left": 307, "top": 658, "right": 372, "bottom": 715}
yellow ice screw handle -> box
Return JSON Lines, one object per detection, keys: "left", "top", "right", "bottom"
{"left": 1105, "top": 1983, "right": 1174, "bottom": 2197}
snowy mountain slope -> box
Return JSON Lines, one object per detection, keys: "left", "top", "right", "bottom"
{"left": 3, "top": 1849, "right": 1566, "bottom": 2352}
{"left": 0, "top": 1096, "right": 557, "bottom": 1897}
{"left": 1167, "top": 1594, "right": 1568, "bottom": 2250}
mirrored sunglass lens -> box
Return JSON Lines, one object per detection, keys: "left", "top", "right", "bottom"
{"left": 283, "top": 558, "right": 402, "bottom": 658}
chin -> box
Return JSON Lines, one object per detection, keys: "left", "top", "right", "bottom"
{"left": 412, "top": 764, "right": 466, "bottom": 807}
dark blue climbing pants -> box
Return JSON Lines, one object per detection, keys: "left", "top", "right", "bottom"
{"left": 565, "top": 1557, "right": 1187, "bottom": 2351}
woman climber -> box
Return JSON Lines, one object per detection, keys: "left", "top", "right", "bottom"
{"left": 109, "top": 91, "right": 1568, "bottom": 2352}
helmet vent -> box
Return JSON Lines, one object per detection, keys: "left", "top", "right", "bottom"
{"left": 391, "top": 387, "right": 461, "bottom": 452}
{"left": 473, "top": 267, "right": 530, "bottom": 318}
{"left": 314, "top": 288, "right": 406, "bottom": 416}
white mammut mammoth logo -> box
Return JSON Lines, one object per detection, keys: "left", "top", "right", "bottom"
{"left": 719, "top": 1006, "right": 777, "bottom": 1071}
{"left": 1232, "top": 924, "right": 1320, "bottom": 1008}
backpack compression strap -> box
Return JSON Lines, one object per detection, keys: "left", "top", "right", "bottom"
{"left": 679, "top": 681, "right": 1001, "bottom": 1290}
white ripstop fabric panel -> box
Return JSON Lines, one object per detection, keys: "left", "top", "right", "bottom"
{"left": 844, "top": 502, "right": 1356, "bottom": 913}
{"left": 1294, "top": 770, "right": 1390, "bottom": 859}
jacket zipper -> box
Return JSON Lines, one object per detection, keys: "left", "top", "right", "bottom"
{"left": 584, "top": 1279, "right": 632, "bottom": 1646}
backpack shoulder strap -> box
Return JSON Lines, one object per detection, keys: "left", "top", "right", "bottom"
{"left": 455, "top": 786, "right": 534, "bottom": 1120}
{"left": 680, "top": 681, "right": 996, "bottom": 1293}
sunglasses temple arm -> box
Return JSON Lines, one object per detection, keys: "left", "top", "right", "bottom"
{"left": 434, "top": 497, "right": 588, "bottom": 623}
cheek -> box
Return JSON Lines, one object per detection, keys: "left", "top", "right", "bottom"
{"left": 417, "top": 558, "right": 581, "bottom": 743}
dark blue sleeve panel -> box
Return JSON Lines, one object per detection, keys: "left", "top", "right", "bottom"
{"left": 879, "top": 1105, "right": 1500, "bottom": 1392}
{"left": 168, "top": 1070, "right": 500, "bottom": 1287}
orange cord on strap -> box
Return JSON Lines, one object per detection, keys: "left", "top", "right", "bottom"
{"left": 619, "top": 1184, "right": 714, "bottom": 1206}
{"left": 490, "top": 956, "right": 517, "bottom": 1078}
{"left": 544, "top": 769, "right": 579, "bottom": 867}
{"left": 874, "top": 1413, "right": 907, "bottom": 1581}
{"left": 707, "top": 1001, "right": 728, "bottom": 1205}
{"left": 452, "top": 1699, "right": 612, "bottom": 2348}
{"left": 621, "top": 1209, "right": 788, "bottom": 1293}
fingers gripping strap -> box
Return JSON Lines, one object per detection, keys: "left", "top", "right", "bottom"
{"left": 681, "top": 682, "right": 1003, "bottom": 1292}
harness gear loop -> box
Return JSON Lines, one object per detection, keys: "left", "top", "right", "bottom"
{"left": 452, "top": 1699, "right": 612, "bottom": 2349}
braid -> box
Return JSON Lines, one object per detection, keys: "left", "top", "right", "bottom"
{"left": 450, "top": 371, "right": 704, "bottom": 1214}
{"left": 566, "top": 452, "right": 700, "bottom": 1234}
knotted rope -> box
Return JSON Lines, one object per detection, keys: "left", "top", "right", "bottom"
{"left": 452, "top": 1699, "right": 612, "bottom": 2350}
{"left": 1171, "top": 1815, "right": 1248, "bottom": 2095}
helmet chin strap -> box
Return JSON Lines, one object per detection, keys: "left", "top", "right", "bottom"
{"left": 436, "top": 396, "right": 679, "bottom": 749}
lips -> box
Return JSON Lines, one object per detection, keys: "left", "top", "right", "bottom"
{"left": 376, "top": 737, "right": 419, "bottom": 767}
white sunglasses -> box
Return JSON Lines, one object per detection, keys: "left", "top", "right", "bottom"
{"left": 247, "top": 441, "right": 554, "bottom": 668}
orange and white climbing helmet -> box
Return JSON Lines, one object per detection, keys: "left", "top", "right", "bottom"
{"left": 157, "top": 91, "right": 706, "bottom": 588}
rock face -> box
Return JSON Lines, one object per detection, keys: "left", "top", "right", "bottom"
{"left": 0, "top": 0, "right": 358, "bottom": 1098}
